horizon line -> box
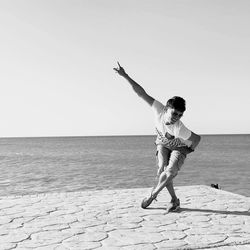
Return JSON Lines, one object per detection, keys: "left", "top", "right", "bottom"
{"left": 0, "top": 133, "right": 249, "bottom": 139}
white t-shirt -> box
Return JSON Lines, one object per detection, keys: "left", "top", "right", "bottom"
{"left": 152, "top": 100, "right": 192, "bottom": 147}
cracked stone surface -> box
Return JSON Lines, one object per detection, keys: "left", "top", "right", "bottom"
{"left": 0, "top": 185, "right": 249, "bottom": 250}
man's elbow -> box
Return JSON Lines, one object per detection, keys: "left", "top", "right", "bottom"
{"left": 189, "top": 134, "right": 201, "bottom": 150}
{"left": 196, "top": 135, "right": 201, "bottom": 145}
{"left": 193, "top": 134, "right": 201, "bottom": 148}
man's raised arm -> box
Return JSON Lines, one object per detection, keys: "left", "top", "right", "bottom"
{"left": 113, "top": 62, "right": 154, "bottom": 106}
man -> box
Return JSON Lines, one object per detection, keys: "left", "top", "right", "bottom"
{"left": 113, "top": 62, "right": 201, "bottom": 211}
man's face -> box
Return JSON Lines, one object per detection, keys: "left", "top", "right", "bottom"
{"left": 164, "top": 108, "right": 183, "bottom": 125}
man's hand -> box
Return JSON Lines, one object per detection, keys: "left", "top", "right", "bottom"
{"left": 113, "top": 62, "right": 128, "bottom": 77}
{"left": 113, "top": 62, "right": 155, "bottom": 106}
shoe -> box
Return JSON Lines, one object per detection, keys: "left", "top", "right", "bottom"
{"left": 141, "top": 192, "right": 157, "bottom": 209}
{"left": 167, "top": 198, "right": 180, "bottom": 212}
{"left": 211, "top": 183, "right": 220, "bottom": 189}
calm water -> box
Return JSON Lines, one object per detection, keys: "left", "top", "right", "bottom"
{"left": 0, "top": 135, "right": 249, "bottom": 197}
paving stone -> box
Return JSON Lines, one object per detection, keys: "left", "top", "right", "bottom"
{"left": 0, "top": 207, "right": 26, "bottom": 216}
{"left": 0, "top": 230, "right": 30, "bottom": 243}
{"left": 63, "top": 241, "right": 101, "bottom": 250}
{"left": 161, "top": 230, "right": 187, "bottom": 240}
{"left": 42, "top": 224, "right": 70, "bottom": 231}
{"left": 18, "top": 230, "right": 74, "bottom": 248}
{"left": 0, "top": 217, "right": 12, "bottom": 225}
{"left": 106, "top": 229, "right": 166, "bottom": 247}
{"left": 108, "top": 222, "right": 141, "bottom": 230}
{"left": 0, "top": 243, "right": 17, "bottom": 250}
{"left": 158, "top": 222, "right": 190, "bottom": 231}
{"left": 154, "top": 239, "right": 188, "bottom": 249}
{"left": 120, "top": 244, "right": 156, "bottom": 250}
{"left": 236, "top": 245, "right": 250, "bottom": 250}
{"left": 185, "top": 234, "right": 228, "bottom": 246}
{"left": 69, "top": 231, "right": 107, "bottom": 242}
{"left": 16, "top": 245, "right": 69, "bottom": 250}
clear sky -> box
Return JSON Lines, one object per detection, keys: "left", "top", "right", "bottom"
{"left": 0, "top": 0, "right": 250, "bottom": 137}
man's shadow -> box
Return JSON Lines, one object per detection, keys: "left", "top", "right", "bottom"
{"left": 147, "top": 207, "right": 250, "bottom": 216}
{"left": 180, "top": 207, "right": 250, "bottom": 216}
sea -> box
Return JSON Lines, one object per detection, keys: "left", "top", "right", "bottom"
{"left": 0, "top": 135, "right": 249, "bottom": 197}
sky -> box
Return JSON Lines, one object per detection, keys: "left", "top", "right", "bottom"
{"left": 0, "top": 0, "right": 250, "bottom": 137}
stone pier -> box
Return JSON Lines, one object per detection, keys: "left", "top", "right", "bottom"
{"left": 0, "top": 185, "right": 249, "bottom": 249}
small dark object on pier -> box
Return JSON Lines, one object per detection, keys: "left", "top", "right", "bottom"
{"left": 211, "top": 184, "right": 220, "bottom": 189}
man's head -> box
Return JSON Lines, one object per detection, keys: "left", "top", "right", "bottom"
{"left": 164, "top": 96, "right": 186, "bottom": 125}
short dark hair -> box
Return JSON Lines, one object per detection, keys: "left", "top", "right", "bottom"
{"left": 166, "top": 96, "right": 186, "bottom": 112}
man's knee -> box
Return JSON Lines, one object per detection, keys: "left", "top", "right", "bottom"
{"left": 165, "top": 151, "right": 186, "bottom": 178}
{"left": 165, "top": 169, "right": 178, "bottom": 180}
{"left": 159, "top": 169, "right": 177, "bottom": 184}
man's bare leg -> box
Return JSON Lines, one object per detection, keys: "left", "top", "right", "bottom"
{"left": 150, "top": 172, "right": 180, "bottom": 212}
{"left": 141, "top": 146, "right": 177, "bottom": 209}
{"left": 166, "top": 180, "right": 178, "bottom": 202}
{"left": 141, "top": 170, "right": 173, "bottom": 209}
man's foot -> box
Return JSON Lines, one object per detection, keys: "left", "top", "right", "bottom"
{"left": 166, "top": 198, "right": 180, "bottom": 213}
{"left": 141, "top": 191, "right": 157, "bottom": 209}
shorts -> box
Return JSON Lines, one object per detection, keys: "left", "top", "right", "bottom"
{"left": 156, "top": 144, "right": 187, "bottom": 178}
